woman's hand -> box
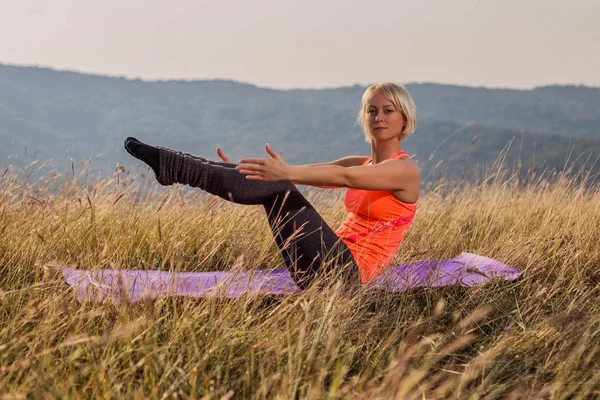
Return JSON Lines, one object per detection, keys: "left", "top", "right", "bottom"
{"left": 237, "top": 144, "right": 292, "bottom": 181}
{"left": 216, "top": 147, "right": 232, "bottom": 163}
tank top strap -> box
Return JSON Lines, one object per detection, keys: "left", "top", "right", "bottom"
{"left": 363, "top": 151, "right": 410, "bottom": 166}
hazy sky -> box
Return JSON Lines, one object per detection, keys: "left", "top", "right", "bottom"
{"left": 1, "top": 0, "right": 599, "bottom": 89}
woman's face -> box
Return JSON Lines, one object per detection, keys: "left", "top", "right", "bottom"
{"left": 365, "top": 91, "right": 405, "bottom": 143}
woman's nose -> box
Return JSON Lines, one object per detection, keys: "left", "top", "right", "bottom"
{"left": 375, "top": 112, "right": 384, "bottom": 121}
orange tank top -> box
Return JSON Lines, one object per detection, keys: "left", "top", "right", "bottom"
{"left": 335, "top": 151, "right": 417, "bottom": 283}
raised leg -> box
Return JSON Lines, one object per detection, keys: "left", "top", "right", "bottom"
{"left": 125, "top": 138, "right": 359, "bottom": 289}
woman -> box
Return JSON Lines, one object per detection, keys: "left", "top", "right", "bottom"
{"left": 124, "top": 82, "right": 419, "bottom": 289}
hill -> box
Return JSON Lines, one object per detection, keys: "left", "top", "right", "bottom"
{"left": 1, "top": 64, "right": 599, "bottom": 182}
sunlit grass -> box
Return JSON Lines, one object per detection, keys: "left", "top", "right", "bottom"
{"left": 0, "top": 161, "right": 599, "bottom": 399}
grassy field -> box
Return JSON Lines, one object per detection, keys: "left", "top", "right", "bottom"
{"left": 0, "top": 163, "right": 599, "bottom": 399}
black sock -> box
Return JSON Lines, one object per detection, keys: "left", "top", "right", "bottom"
{"left": 124, "top": 137, "right": 160, "bottom": 176}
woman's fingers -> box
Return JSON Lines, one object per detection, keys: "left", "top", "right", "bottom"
{"left": 237, "top": 163, "right": 270, "bottom": 180}
{"left": 243, "top": 175, "right": 266, "bottom": 181}
{"left": 238, "top": 158, "right": 266, "bottom": 165}
{"left": 236, "top": 146, "right": 286, "bottom": 181}
{"left": 238, "top": 169, "right": 266, "bottom": 180}
{"left": 265, "top": 143, "right": 279, "bottom": 159}
{"left": 216, "top": 147, "right": 231, "bottom": 163}
{"left": 237, "top": 168, "right": 260, "bottom": 174}
{"left": 237, "top": 163, "right": 263, "bottom": 174}
{"left": 236, "top": 163, "right": 263, "bottom": 171}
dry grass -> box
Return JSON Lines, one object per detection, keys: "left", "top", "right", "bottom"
{"left": 0, "top": 162, "right": 599, "bottom": 399}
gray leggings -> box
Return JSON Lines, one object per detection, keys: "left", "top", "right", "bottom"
{"left": 156, "top": 147, "right": 360, "bottom": 289}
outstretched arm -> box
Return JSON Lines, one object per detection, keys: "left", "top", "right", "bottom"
{"left": 299, "top": 155, "right": 370, "bottom": 188}
{"left": 304, "top": 155, "right": 370, "bottom": 168}
{"left": 238, "top": 144, "right": 419, "bottom": 192}
{"left": 216, "top": 147, "right": 368, "bottom": 169}
{"left": 286, "top": 161, "right": 419, "bottom": 191}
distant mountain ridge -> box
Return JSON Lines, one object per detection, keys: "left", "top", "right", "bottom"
{"left": 1, "top": 64, "right": 599, "bottom": 182}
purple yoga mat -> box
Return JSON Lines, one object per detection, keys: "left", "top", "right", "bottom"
{"left": 61, "top": 253, "right": 521, "bottom": 302}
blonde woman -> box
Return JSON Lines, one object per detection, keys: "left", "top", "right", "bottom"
{"left": 124, "top": 82, "right": 420, "bottom": 289}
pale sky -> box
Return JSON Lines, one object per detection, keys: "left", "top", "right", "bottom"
{"left": 1, "top": 0, "right": 599, "bottom": 89}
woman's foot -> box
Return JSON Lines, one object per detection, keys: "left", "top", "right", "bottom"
{"left": 124, "top": 137, "right": 160, "bottom": 176}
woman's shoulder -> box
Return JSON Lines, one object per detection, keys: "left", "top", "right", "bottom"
{"left": 382, "top": 154, "right": 420, "bottom": 173}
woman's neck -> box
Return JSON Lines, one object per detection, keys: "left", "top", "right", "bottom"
{"left": 370, "top": 141, "right": 402, "bottom": 165}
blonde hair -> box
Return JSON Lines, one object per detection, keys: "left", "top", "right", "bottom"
{"left": 357, "top": 82, "right": 417, "bottom": 143}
